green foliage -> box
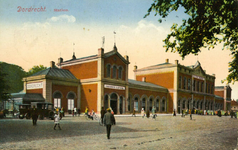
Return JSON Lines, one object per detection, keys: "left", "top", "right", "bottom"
{"left": 0, "top": 62, "right": 27, "bottom": 101}
{"left": 27, "top": 65, "right": 47, "bottom": 76}
{"left": 145, "top": 0, "right": 238, "bottom": 83}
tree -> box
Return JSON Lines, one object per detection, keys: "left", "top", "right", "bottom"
{"left": 144, "top": 0, "right": 238, "bottom": 83}
{"left": 27, "top": 65, "right": 47, "bottom": 76}
{"left": 0, "top": 64, "right": 11, "bottom": 101}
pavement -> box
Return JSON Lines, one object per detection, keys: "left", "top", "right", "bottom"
{"left": 0, "top": 114, "right": 237, "bottom": 150}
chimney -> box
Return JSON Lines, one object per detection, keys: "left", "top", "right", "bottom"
{"left": 142, "top": 77, "right": 146, "bottom": 82}
{"left": 50, "top": 61, "right": 55, "bottom": 68}
{"left": 58, "top": 57, "right": 63, "bottom": 64}
{"left": 98, "top": 48, "right": 104, "bottom": 57}
{"left": 72, "top": 52, "right": 76, "bottom": 60}
{"left": 134, "top": 65, "right": 137, "bottom": 71}
{"left": 124, "top": 55, "right": 129, "bottom": 62}
{"left": 175, "top": 60, "right": 179, "bottom": 65}
{"left": 166, "top": 59, "right": 169, "bottom": 63}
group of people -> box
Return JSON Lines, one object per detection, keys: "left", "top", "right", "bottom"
{"left": 138, "top": 107, "right": 157, "bottom": 118}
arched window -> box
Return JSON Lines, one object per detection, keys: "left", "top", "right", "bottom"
{"left": 67, "top": 92, "right": 75, "bottom": 111}
{"left": 134, "top": 97, "right": 139, "bottom": 111}
{"left": 142, "top": 98, "right": 146, "bottom": 110}
{"left": 106, "top": 64, "right": 111, "bottom": 78}
{"left": 162, "top": 99, "right": 166, "bottom": 111}
{"left": 118, "top": 66, "right": 123, "bottom": 79}
{"left": 112, "top": 65, "right": 117, "bottom": 78}
{"left": 53, "top": 91, "right": 62, "bottom": 108}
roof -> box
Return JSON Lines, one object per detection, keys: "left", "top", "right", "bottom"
{"left": 12, "top": 93, "right": 45, "bottom": 102}
{"left": 63, "top": 54, "right": 98, "bottom": 63}
{"left": 128, "top": 79, "right": 167, "bottom": 90}
{"left": 31, "top": 67, "right": 77, "bottom": 80}
{"left": 136, "top": 62, "right": 173, "bottom": 71}
{"left": 215, "top": 86, "right": 224, "bottom": 89}
{"left": 215, "top": 95, "right": 224, "bottom": 99}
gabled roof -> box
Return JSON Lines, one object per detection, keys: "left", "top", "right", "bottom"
{"left": 31, "top": 67, "right": 77, "bottom": 80}
{"left": 128, "top": 79, "right": 167, "bottom": 90}
{"left": 104, "top": 48, "right": 129, "bottom": 64}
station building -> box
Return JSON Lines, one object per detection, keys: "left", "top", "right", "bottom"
{"left": 21, "top": 45, "right": 232, "bottom": 114}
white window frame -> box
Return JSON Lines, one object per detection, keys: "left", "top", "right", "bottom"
{"left": 68, "top": 99, "right": 74, "bottom": 110}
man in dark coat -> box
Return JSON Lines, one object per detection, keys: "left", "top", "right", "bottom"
{"left": 32, "top": 105, "right": 38, "bottom": 126}
{"left": 100, "top": 107, "right": 106, "bottom": 124}
{"left": 103, "top": 108, "right": 116, "bottom": 139}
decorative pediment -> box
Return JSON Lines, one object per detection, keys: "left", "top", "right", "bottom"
{"left": 192, "top": 61, "right": 206, "bottom": 76}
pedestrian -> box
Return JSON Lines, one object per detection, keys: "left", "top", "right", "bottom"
{"left": 152, "top": 106, "right": 156, "bottom": 118}
{"left": 54, "top": 112, "right": 61, "bottom": 130}
{"left": 132, "top": 108, "right": 136, "bottom": 117}
{"left": 173, "top": 109, "right": 176, "bottom": 116}
{"left": 141, "top": 108, "right": 145, "bottom": 118}
{"left": 101, "top": 107, "right": 106, "bottom": 124}
{"left": 74, "top": 107, "right": 77, "bottom": 117}
{"left": 103, "top": 108, "right": 116, "bottom": 139}
{"left": 61, "top": 107, "right": 65, "bottom": 117}
{"left": 32, "top": 105, "right": 38, "bottom": 126}
{"left": 189, "top": 109, "right": 192, "bottom": 120}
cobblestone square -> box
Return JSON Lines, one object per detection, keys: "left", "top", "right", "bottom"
{"left": 0, "top": 115, "right": 237, "bottom": 150}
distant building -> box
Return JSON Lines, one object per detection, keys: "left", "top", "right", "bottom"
{"left": 214, "top": 85, "right": 232, "bottom": 110}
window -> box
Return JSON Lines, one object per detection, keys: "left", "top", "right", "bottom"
{"left": 183, "top": 77, "right": 187, "bottom": 90}
{"left": 54, "top": 98, "right": 61, "bottom": 108}
{"left": 208, "top": 84, "right": 210, "bottom": 94}
{"left": 134, "top": 97, "right": 138, "bottom": 111}
{"left": 156, "top": 99, "right": 159, "bottom": 112}
{"left": 118, "top": 67, "right": 123, "bottom": 79}
{"left": 106, "top": 64, "right": 111, "bottom": 77}
{"left": 201, "top": 82, "right": 203, "bottom": 92}
{"left": 188, "top": 79, "right": 191, "bottom": 90}
{"left": 112, "top": 65, "right": 117, "bottom": 78}
{"left": 193, "top": 80, "right": 196, "bottom": 91}
{"left": 162, "top": 99, "right": 166, "bottom": 111}
{"left": 142, "top": 98, "right": 146, "bottom": 110}
{"left": 68, "top": 99, "right": 74, "bottom": 110}
{"left": 127, "top": 97, "right": 130, "bottom": 111}
{"left": 197, "top": 81, "right": 200, "bottom": 92}
{"left": 211, "top": 85, "right": 213, "bottom": 94}
{"left": 179, "top": 76, "right": 182, "bottom": 88}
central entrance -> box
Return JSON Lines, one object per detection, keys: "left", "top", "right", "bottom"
{"left": 110, "top": 93, "right": 118, "bottom": 114}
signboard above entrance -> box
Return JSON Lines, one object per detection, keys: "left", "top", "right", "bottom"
{"left": 27, "top": 82, "right": 43, "bottom": 90}
{"left": 104, "top": 84, "right": 125, "bottom": 90}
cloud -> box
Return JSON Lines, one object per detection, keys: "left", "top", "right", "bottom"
{"left": 49, "top": 15, "right": 76, "bottom": 23}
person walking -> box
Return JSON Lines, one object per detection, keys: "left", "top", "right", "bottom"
{"left": 32, "top": 105, "right": 38, "bottom": 126}
{"left": 173, "top": 109, "right": 176, "bottom": 116}
{"left": 78, "top": 108, "right": 81, "bottom": 117}
{"left": 152, "top": 106, "right": 156, "bottom": 118}
{"left": 141, "top": 108, "right": 145, "bottom": 118}
{"left": 54, "top": 112, "right": 61, "bottom": 130}
{"left": 103, "top": 108, "right": 116, "bottom": 139}
{"left": 189, "top": 109, "right": 192, "bottom": 120}
{"left": 101, "top": 107, "right": 106, "bottom": 124}
{"left": 132, "top": 108, "right": 136, "bottom": 117}
{"left": 74, "top": 107, "right": 77, "bottom": 117}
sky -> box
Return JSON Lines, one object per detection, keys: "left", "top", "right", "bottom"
{"left": 0, "top": 0, "right": 237, "bottom": 100}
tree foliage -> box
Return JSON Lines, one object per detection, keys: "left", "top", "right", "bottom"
{"left": 145, "top": 0, "right": 238, "bottom": 83}
{"left": 27, "top": 65, "right": 47, "bottom": 76}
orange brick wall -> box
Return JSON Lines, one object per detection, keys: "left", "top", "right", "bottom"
{"left": 81, "top": 84, "right": 98, "bottom": 113}
{"left": 104, "top": 88, "right": 126, "bottom": 97}
{"left": 104, "top": 54, "right": 127, "bottom": 81}
{"left": 52, "top": 84, "right": 78, "bottom": 112}
{"left": 215, "top": 91, "right": 224, "bottom": 98}
{"left": 26, "top": 89, "right": 43, "bottom": 94}
{"left": 62, "top": 61, "right": 97, "bottom": 79}
{"left": 136, "top": 72, "right": 174, "bottom": 89}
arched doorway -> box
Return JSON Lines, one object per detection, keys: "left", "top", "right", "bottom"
{"left": 149, "top": 98, "right": 153, "bottom": 111}
{"left": 142, "top": 98, "right": 146, "bottom": 110}
{"left": 156, "top": 99, "right": 159, "bottom": 112}
{"left": 110, "top": 93, "right": 118, "bottom": 114}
